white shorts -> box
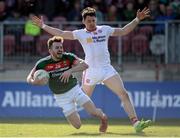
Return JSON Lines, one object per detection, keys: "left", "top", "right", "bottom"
{"left": 54, "top": 84, "right": 90, "bottom": 117}
{"left": 82, "top": 65, "right": 118, "bottom": 86}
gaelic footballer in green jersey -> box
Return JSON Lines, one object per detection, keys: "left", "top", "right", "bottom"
{"left": 35, "top": 53, "right": 81, "bottom": 94}
{"left": 26, "top": 36, "right": 108, "bottom": 133}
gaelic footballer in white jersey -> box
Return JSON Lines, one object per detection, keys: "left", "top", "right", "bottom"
{"left": 73, "top": 25, "right": 118, "bottom": 85}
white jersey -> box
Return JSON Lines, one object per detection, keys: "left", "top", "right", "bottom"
{"left": 73, "top": 25, "right": 115, "bottom": 68}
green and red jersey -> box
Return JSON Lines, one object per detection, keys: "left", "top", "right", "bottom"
{"left": 35, "top": 52, "right": 78, "bottom": 94}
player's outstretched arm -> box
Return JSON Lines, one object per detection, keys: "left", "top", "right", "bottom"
{"left": 112, "top": 7, "right": 150, "bottom": 36}
{"left": 31, "top": 15, "right": 74, "bottom": 40}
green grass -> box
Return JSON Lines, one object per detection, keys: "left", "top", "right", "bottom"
{"left": 0, "top": 118, "right": 180, "bottom": 137}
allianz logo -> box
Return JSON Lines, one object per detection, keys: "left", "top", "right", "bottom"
{"left": 127, "top": 90, "right": 180, "bottom": 108}
{"left": 1, "top": 91, "right": 58, "bottom": 107}
{"left": 1, "top": 90, "right": 180, "bottom": 108}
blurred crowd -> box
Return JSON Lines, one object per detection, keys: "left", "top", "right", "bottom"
{"left": 2, "top": 0, "right": 180, "bottom": 64}
{"left": 0, "top": 0, "right": 180, "bottom": 22}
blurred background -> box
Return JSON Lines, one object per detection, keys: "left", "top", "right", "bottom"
{"left": 0, "top": 0, "right": 180, "bottom": 81}
{"left": 0, "top": 0, "right": 180, "bottom": 120}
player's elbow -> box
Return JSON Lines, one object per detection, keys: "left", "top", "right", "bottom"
{"left": 26, "top": 76, "right": 30, "bottom": 83}
{"left": 83, "top": 63, "right": 89, "bottom": 70}
{"left": 26, "top": 75, "right": 33, "bottom": 84}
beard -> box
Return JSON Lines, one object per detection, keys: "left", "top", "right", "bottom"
{"left": 88, "top": 25, "right": 96, "bottom": 31}
{"left": 56, "top": 53, "right": 63, "bottom": 59}
{"left": 51, "top": 52, "right": 63, "bottom": 60}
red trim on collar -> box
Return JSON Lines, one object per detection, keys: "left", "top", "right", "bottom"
{"left": 85, "top": 27, "right": 97, "bottom": 33}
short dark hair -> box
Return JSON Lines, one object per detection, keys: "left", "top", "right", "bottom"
{"left": 47, "top": 36, "right": 64, "bottom": 49}
{"left": 81, "top": 7, "right": 96, "bottom": 20}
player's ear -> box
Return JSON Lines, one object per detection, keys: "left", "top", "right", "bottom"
{"left": 95, "top": 17, "right": 97, "bottom": 22}
{"left": 48, "top": 49, "right": 51, "bottom": 54}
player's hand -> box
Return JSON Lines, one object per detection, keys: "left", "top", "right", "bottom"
{"left": 136, "top": 7, "right": 150, "bottom": 21}
{"left": 31, "top": 15, "right": 44, "bottom": 28}
{"left": 59, "top": 70, "right": 72, "bottom": 83}
{"left": 33, "top": 77, "right": 48, "bottom": 85}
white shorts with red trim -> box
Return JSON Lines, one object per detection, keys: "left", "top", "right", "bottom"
{"left": 82, "top": 65, "right": 118, "bottom": 86}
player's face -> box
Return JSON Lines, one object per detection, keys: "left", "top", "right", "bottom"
{"left": 83, "top": 16, "right": 97, "bottom": 31}
{"left": 49, "top": 42, "right": 64, "bottom": 60}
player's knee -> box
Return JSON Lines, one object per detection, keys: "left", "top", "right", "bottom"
{"left": 75, "top": 123, "right": 81, "bottom": 129}
{"left": 67, "top": 113, "right": 82, "bottom": 129}
{"left": 72, "top": 121, "right": 81, "bottom": 129}
{"left": 119, "top": 91, "right": 129, "bottom": 101}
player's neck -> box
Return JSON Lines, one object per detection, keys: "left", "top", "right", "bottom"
{"left": 86, "top": 27, "right": 97, "bottom": 32}
{"left": 51, "top": 56, "right": 61, "bottom": 61}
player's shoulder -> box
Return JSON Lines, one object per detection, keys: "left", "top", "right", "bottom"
{"left": 36, "top": 55, "right": 51, "bottom": 65}
{"left": 98, "top": 25, "right": 112, "bottom": 30}
{"left": 73, "top": 28, "right": 85, "bottom": 33}
{"left": 63, "top": 52, "right": 77, "bottom": 58}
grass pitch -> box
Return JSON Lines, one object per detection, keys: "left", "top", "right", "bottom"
{"left": 0, "top": 118, "right": 180, "bottom": 137}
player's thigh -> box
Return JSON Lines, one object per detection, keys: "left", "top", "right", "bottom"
{"left": 82, "top": 68, "right": 101, "bottom": 85}
{"left": 82, "top": 84, "right": 96, "bottom": 97}
{"left": 103, "top": 74, "right": 126, "bottom": 97}
{"left": 54, "top": 94, "right": 76, "bottom": 117}
{"left": 66, "top": 111, "right": 81, "bottom": 129}
{"left": 82, "top": 68, "right": 100, "bottom": 97}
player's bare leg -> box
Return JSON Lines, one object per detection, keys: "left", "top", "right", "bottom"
{"left": 83, "top": 100, "right": 108, "bottom": 133}
{"left": 82, "top": 84, "right": 96, "bottom": 97}
{"left": 66, "top": 111, "right": 81, "bottom": 129}
{"left": 103, "top": 74, "right": 137, "bottom": 118}
{"left": 103, "top": 74, "right": 151, "bottom": 132}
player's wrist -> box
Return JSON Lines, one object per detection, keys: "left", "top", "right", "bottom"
{"left": 135, "top": 17, "right": 140, "bottom": 23}
{"left": 32, "top": 78, "right": 38, "bottom": 84}
{"left": 42, "top": 24, "right": 47, "bottom": 29}
{"left": 68, "top": 69, "right": 73, "bottom": 73}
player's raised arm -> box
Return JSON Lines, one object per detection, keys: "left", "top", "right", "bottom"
{"left": 31, "top": 15, "right": 75, "bottom": 40}
{"left": 112, "top": 7, "right": 150, "bottom": 36}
